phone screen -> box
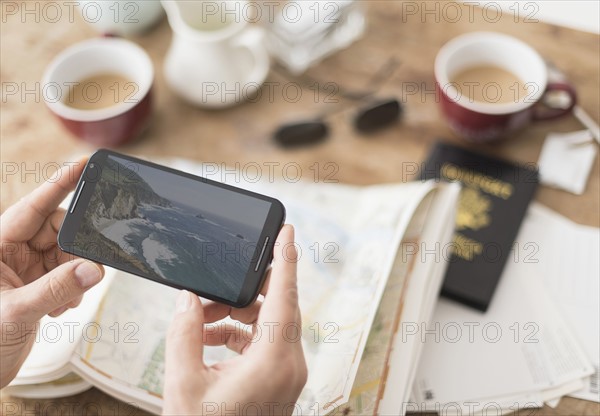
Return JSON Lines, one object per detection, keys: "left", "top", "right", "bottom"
{"left": 68, "top": 154, "right": 276, "bottom": 304}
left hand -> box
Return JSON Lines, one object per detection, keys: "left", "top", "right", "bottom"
{"left": 0, "top": 158, "right": 105, "bottom": 388}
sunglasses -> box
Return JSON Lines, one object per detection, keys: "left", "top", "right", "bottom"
{"left": 274, "top": 98, "right": 402, "bottom": 148}
{"left": 272, "top": 58, "right": 402, "bottom": 148}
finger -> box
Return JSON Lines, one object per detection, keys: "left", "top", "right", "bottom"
{"left": 68, "top": 294, "right": 83, "bottom": 308}
{"left": 260, "top": 269, "right": 271, "bottom": 296}
{"left": 42, "top": 210, "right": 77, "bottom": 269}
{"left": 203, "top": 323, "right": 253, "bottom": 355}
{"left": 202, "top": 300, "right": 263, "bottom": 326}
{"left": 49, "top": 292, "right": 83, "bottom": 317}
{"left": 1, "top": 157, "right": 87, "bottom": 243}
{"left": 230, "top": 300, "right": 262, "bottom": 325}
{"left": 163, "top": 291, "right": 209, "bottom": 412}
{"left": 41, "top": 243, "right": 77, "bottom": 278}
{"left": 259, "top": 225, "right": 300, "bottom": 326}
{"left": 16, "top": 210, "right": 74, "bottom": 284}
{"left": 28, "top": 209, "right": 65, "bottom": 248}
{"left": 14, "top": 259, "right": 103, "bottom": 323}
{"left": 202, "top": 301, "right": 231, "bottom": 323}
{"left": 165, "top": 291, "right": 206, "bottom": 377}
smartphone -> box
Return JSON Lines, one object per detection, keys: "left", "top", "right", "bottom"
{"left": 58, "top": 149, "right": 285, "bottom": 308}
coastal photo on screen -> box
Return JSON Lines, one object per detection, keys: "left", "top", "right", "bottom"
{"left": 74, "top": 155, "right": 271, "bottom": 301}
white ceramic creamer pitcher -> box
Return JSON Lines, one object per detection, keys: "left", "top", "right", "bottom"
{"left": 162, "top": 0, "right": 270, "bottom": 108}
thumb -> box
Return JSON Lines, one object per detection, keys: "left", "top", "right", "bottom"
{"left": 260, "top": 225, "right": 299, "bottom": 325}
{"left": 18, "top": 260, "right": 103, "bottom": 322}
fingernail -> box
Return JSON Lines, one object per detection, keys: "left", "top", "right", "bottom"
{"left": 75, "top": 261, "right": 102, "bottom": 288}
{"left": 176, "top": 291, "right": 191, "bottom": 314}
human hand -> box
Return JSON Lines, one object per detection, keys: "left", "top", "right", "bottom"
{"left": 163, "top": 225, "right": 307, "bottom": 415}
{"left": 0, "top": 159, "right": 105, "bottom": 388}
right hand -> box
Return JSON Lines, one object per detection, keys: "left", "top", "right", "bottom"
{"left": 163, "top": 225, "right": 308, "bottom": 415}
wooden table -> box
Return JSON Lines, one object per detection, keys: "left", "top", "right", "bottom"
{"left": 1, "top": 1, "right": 598, "bottom": 415}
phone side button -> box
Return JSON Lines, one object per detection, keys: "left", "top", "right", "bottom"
{"left": 69, "top": 181, "right": 86, "bottom": 213}
{"left": 254, "top": 236, "right": 270, "bottom": 272}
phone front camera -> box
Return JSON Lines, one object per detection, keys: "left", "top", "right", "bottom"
{"left": 85, "top": 162, "right": 101, "bottom": 182}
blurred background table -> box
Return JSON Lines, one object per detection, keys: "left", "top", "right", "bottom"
{"left": 1, "top": 1, "right": 598, "bottom": 415}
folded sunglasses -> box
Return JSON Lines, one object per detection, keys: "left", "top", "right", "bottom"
{"left": 272, "top": 58, "right": 402, "bottom": 148}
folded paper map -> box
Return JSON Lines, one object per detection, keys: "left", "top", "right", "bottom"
{"left": 6, "top": 158, "right": 460, "bottom": 415}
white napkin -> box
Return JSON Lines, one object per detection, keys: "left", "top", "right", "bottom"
{"left": 538, "top": 130, "right": 597, "bottom": 195}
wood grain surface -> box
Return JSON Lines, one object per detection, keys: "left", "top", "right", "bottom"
{"left": 1, "top": 1, "right": 598, "bottom": 415}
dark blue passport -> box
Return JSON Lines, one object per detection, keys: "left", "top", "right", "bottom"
{"left": 419, "top": 142, "right": 539, "bottom": 312}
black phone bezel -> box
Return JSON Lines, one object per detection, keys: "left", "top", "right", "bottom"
{"left": 57, "top": 149, "right": 285, "bottom": 308}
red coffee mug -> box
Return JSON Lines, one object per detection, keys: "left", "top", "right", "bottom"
{"left": 434, "top": 32, "right": 576, "bottom": 142}
{"left": 42, "top": 38, "right": 154, "bottom": 147}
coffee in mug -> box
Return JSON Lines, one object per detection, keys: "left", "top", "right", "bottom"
{"left": 64, "top": 73, "right": 134, "bottom": 110}
{"left": 42, "top": 37, "right": 154, "bottom": 147}
{"left": 450, "top": 65, "right": 530, "bottom": 104}
{"left": 435, "top": 32, "right": 577, "bottom": 142}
